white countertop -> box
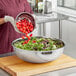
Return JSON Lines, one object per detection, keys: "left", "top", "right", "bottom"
{"left": 35, "top": 13, "right": 68, "bottom": 24}
{"left": 36, "top": 67, "right": 76, "bottom": 76}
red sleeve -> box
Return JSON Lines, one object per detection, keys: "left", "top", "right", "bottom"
{"left": 24, "top": 0, "right": 33, "bottom": 14}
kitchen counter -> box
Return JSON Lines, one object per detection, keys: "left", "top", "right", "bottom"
{"left": 36, "top": 13, "right": 68, "bottom": 24}
{"left": 0, "top": 69, "right": 10, "bottom": 76}
{"left": 37, "top": 67, "right": 76, "bottom": 76}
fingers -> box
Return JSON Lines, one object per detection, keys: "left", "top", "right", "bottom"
{"left": 4, "top": 16, "right": 15, "bottom": 26}
{"left": 4, "top": 16, "right": 14, "bottom": 22}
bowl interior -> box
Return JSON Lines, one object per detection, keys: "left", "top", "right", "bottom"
{"left": 12, "top": 36, "right": 65, "bottom": 52}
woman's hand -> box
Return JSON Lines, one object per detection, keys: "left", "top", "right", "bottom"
{"left": 4, "top": 16, "right": 20, "bottom": 33}
{"left": 4, "top": 16, "right": 15, "bottom": 26}
{"left": 0, "top": 16, "right": 15, "bottom": 25}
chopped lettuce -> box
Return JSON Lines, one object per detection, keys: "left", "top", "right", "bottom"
{"left": 14, "top": 37, "right": 64, "bottom": 51}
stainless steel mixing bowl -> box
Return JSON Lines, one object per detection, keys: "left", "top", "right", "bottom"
{"left": 12, "top": 36, "right": 65, "bottom": 63}
{"left": 14, "top": 12, "right": 36, "bottom": 33}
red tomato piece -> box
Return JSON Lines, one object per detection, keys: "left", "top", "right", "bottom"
{"left": 22, "top": 36, "right": 25, "bottom": 39}
{"left": 16, "top": 18, "right": 34, "bottom": 45}
{"left": 32, "top": 40, "right": 36, "bottom": 43}
{"left": 30, "top": 34, "right": 33, "bottom": 37}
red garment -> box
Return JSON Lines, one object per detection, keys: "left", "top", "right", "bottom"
{"left": 0, "top": 0, "right": 33, "bottom": 54}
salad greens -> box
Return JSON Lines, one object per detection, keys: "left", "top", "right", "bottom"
{"left": 14, "top": 37, "right": 64, "bottom": 51}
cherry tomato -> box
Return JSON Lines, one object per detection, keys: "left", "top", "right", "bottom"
{"left": 16, "top": 18, "right": 34, "bottom": 45}
{"left": 30, "top": 34, "right": 33, "bottom": 37}
{"left": 32, "top": 40, "right": 36, "bottom": 43}
{"left": 22, "top": 36, "right": 25, "bottom": 39}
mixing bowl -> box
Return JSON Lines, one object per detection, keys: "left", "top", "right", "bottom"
{"left": 14, "top": 12, "right": 35, "bottom": 33}
{"left": 12, "top": 36, "right": 65, "bottom": 63}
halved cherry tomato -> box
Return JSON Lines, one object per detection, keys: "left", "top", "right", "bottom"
{"left": 30, "top": 34, "right": 33, "bottom": 37}
{"left": 32, "top": 40, "right": 36, "bottom": 43}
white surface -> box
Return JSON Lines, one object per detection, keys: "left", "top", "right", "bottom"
{"left": 36, "top": 14, "right": 58, "bottom": 24}
{"left": 36, "top": 67, "right": 76, "bottom": 76}
{"left": 66, "top": 73, "right": 76, "bottom": 76}
{"left": 62, "top": 20, "right": 76, "bottom": 58}
{"left": 0, "top": 69, "right": 10, "bottom": 76}
{"left": 52, "top": 0, "right": 76, "bottom": 18}
{"left": 49, "top": 20, "right": 76, "bottom": 58}
{"left": 51, "top": 21, "right": 59, "bottom": 39}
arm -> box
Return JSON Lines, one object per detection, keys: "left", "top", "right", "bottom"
{"left": 0, "top": 18, "right": 5, "bottom": 25}
{"left": 0, "top": 16, "right": 15, "bottom": 25}
{"left": 0, "top": 16, "right": 15, "bottom": 26}
{"left": 0, "top": 16, "right": 19, "bottom": 33}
